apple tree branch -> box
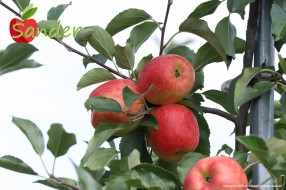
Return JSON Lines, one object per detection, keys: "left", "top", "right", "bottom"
{"left": 235, "top": 0, "right": 259, "bottom": 152}
{"left": 0, "top": 2, "right": 130, "bottom": 80}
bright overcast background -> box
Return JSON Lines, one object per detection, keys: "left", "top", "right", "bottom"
{"left": 0, "top": 0, "right": 247, "bottom": 189}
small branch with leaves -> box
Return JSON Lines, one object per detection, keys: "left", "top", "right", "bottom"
{"left": 0, "top": 1, "right": 130, "bottom": 80}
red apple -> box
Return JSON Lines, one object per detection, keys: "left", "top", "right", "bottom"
{"left": 183, "top": 156, "right": 248, "bottom": 190}
{"left": 138, "top": 54, "right": 195, "bottom": 105}
{"left": 89, "top": 79, "right": 144, "bottom": 136}
{"left": 10, "top": 18, "right": 37, "bottom": 43}
{"left": 146, "top": 104, "right": 199, "bottom": 162}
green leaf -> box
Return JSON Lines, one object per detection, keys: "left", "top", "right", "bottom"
{"left": 81, "top": 123, "right": 124, "bottom": 166}
{"left": 194, "top": 37, "right": 245, "bottom": 70}
{"left": 179, "top": 98, "right": 203, "bottom": 114}
{"left": 119, "top": 129, "right": 152, "bottom": 163}
{"left": 141, "top": 114, "right": 158, "bottom": 130}
{"left": 106, "top": 8, "right": 152, "bottom": 36}
{"left": 238, "top": 81, "right": 275, "bottom": 108}
{"left": 237, "top": 135, "right": 270, "bottom": 168}
{"left": 216, "top": 144, "right": 233, "bottom": 156}
{"left": 0, "top": 59, "right": 41, "bottom": 76}
{"left": 177, "top": 152, "right": 205, "bottom": 183}
{"left": 84, "top": 96, "right": 122, "bottom": 113}
{"left": 73, "top": 162, "right": 103, "bottom": 190}
{"left": 12, "top": 117, "right": 45, "bottom": 156}
{"left": 215, "top": 16, "right": 237, "bottom": 58}
{"left": 75, "top": 26, "right": 115, "bottom": 60}
{"left": 83, "top": 54, "right": 107, "bottom": 68}
{"left": 193, "top": 113, "right": 210, "bottom": 156}
{"left": 127, "top": 149, "right": 141, "bottom": 169}
{"left": 274, "top": 119, "right": 286, "bottom": 140}
{"left": 233, "top": 151, "right": 248, "bottom": 168}
{"left": 228, "top": 67, "right": 276, "bottom": 112}
{"left": 90, "top": 26, "right": 115, "bottom": 60}
{"left": 190, "top": 71, "right": 204, "bottom": 94}
{"left": 278, "top": 54, "right": 286, "bottom": 74}
{"left": 227, "top": 0, "right": 255, "bottom": 18}
{"left": 275, "top": 0, "right": 286, "bottom": 10}
{"left": 0, "top": 43, "right": 38, "bottom": 74}
{"left": 179, "top": 18, "right": 227, "bottom": 63}
{"left": 12, "top": 0, "right": 30, "bottom": 11}
{"left": 275, "top": 40, "right": 285, "bottom": 52}
{"left": 74, "top": 26, "right": 94, "bottom": 46}
{"left": 85, "top": 148, "right": 117, "bottom": 171}
{"left": 114, "top": 44, "right": 135, "bottom": 70}
{"left": 166, "top": 46, "right": 196, "bottom": 64}
{"left": 194, "top": 42, "right": 224, "bottom": 71}
{"left": 77, "top": 68, "right": 116, "bottom": 90}
{"left": 122, "top": 86, "right": 143, "bottom": 110}
{"left": 36, "top": 178, "right": 77, "bottom": 190}
{"left": 47, "top": 3, "right": 71, "bottom": 21}
{"left": 47, "top": 123, "right": 76, "bottom": 158}
{"left": 241, "top": 137, "right": 286, "bottom": 185}
{"left": 266, "top": 137, "right": 286, "bottom": 159}
{"left": 109, "top": 158, "right": 129, "bottom": 174}
{"left": 188, "top": 0, "right": 222, "bottom": 18}
{"left": 104, "top": 173, "right": 131, "bottom": 190}
{"left": 127, "top": 21, "right": 158, "bottom": 53}
{"left": 271, "top": 4, "right": 286, "bottom": 41}
{"left": 203, "top": 90, "right": 236, "bottom": 115}
{"left": 37, "top": 20, "right": 64, "bottom": 40}
{"left": 21, "top": 5, "right": 37, "bottom": 20}
{"left": 134, "top": 54, "right": 153, "bottom": 79}
{"left": 0, "top": 155, "right": 37, "bottom": 175}
{"left": 234, "top": 37, "right": 247, "bottom": 53}
{"left": 127, "top": 163, "right": 181, "bottom": 190}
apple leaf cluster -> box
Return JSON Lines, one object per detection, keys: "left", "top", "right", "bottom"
{"left": 0, "top": 43, "right": 41, "bottom": 76}
{"left": 2, "top": 0, "right": 286, "bottom": 190}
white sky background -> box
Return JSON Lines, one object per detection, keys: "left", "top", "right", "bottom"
{"left": 0, "top": 0, "right": 251, "bottom": 189}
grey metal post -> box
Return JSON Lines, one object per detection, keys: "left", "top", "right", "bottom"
{"left": 251, "top": 0, "right": 274, "bottom": 188}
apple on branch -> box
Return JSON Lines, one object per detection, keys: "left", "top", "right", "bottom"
{"left": 183, "top": 156, "right": 248, "bottom": 190}
{"left": 146, "top": 104, "right": 199, "bottom": 162}
{"left": 89, "top": 79, "right": 144, "bottom": 136}
{"left": 138, "top": 54, "right": 195, "bottom": 105}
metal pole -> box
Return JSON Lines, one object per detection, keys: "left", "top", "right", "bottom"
{"left": 251, "top": 0, "right": 274, "bottom": 188}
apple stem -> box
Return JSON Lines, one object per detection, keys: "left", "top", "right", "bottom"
{"left": 132, "top": 106, "right": 157, "bottom": 120}
{"left": 159, "top": 0, "right": 173, "bottom": 55}
{"left": 163, "top": 31, "right": 180, "bottom": 50}
{"left": 204, "top": 176, "right": 212, "bottom": 183}
{"left": 244, "top": 160, "right": 260, "bottom": 172}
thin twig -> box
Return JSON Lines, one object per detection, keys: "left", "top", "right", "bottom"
{"left": 60, "top": 41, "right": 130, "bottom": 79}
{"left": 52, "top": 177, "right": 81, "bottom": 190}
{"left": 159, "top": 0, "right": 173, "bottom": 55}
{"left": 201, "top": 106, "right": 236, "bottom": 123}
{"left": 39, "top": 156, "right": 51, "bottom": 177}
{"left": 0, "top": 2, "right": 21, "bottom": 17}
{"left": 235, "top": 0, "right": 260, "bottom": 152}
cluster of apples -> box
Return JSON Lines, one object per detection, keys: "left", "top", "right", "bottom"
{"left": 88, "top": 54, "right": 248, "bottom": 189}
{"left": 89, "top": 54, "right": 198, "bottom": 162}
